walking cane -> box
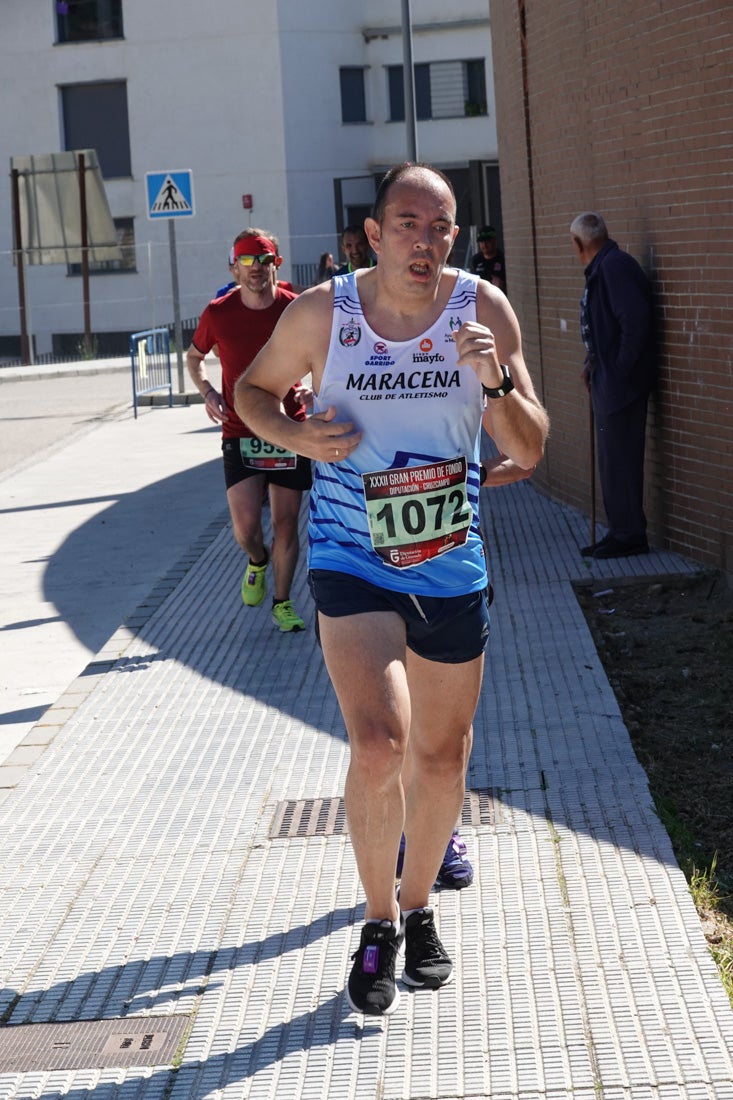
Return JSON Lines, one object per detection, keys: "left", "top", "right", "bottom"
{"left": 589, "top": 395, "right": 596, "bottom": 549}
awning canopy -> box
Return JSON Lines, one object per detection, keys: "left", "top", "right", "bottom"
{"left": 11, "top": 149, "right": 121, "bottom": 265}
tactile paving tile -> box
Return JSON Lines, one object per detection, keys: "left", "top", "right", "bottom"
{"left": 0, "top": 483, "right": 731, "bottom": 1100}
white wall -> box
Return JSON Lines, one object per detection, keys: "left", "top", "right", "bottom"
{"left": 366, "top": 0, "right": 490, "bottom": 24}
{"left": 276, "top": 0, "right": 370, "bottom": 270}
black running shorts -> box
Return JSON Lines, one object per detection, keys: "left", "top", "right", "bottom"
{"left": 222, "top": 438, "right": 312, "bottom": 492}
{"left": 308, "top": 568, "right": 491, "bottom": 664}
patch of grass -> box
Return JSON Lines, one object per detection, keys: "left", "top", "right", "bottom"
{"left": 689, "top": 858, "right": 733, "bottom": 1005}
{"left": 710, "top": 936, "right": 733, "bottom": 1004}
{"left": 652, "top": 792, "right": 733, "bottom": 1004}
{"left": 652, "top": 792, "right": 699, "bottom": 870}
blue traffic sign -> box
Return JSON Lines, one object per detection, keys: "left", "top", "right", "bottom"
{"left": 146, "top": 170, "right": 195, "bottom": 219}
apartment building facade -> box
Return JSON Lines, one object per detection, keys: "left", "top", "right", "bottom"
{"left": 0, "top": 0, "right": 499, "bottom": 358}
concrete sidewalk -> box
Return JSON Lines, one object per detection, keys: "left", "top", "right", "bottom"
{"left": 0, "top": 373, "right": 732, "bottom": 1099}
{"left": 0, "top": 359, "right": 221, "bottom": 763}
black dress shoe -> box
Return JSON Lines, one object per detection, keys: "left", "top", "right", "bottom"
{"left": 580, "top": 533, "right": 612, "bottom": 556}
{"left": 592, "top": 536, "right": 649, "bottom": 559}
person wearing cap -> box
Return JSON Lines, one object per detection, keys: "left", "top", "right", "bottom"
{"left": 186, "top": 228, "right": 312, "bottom": 633}
{"left": 470, "top": 225, "right": 507, "bottom": 294}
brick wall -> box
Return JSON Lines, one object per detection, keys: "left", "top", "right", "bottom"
{"left": 491, "top": 0, "right": 733, "bottom": 574}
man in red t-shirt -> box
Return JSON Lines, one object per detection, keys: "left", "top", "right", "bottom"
{"left": 186, "top": 228, "right": 311, "bottom": 632}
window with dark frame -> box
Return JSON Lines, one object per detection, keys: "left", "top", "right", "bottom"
{"left": 67, "top": 217, "right": 137, "bottom": 276}
{"left": 56, "top": 0, "right": 124, "bottom": 43}
{"left": 60, "top": 81, "right": 131, "bottom": 178}
{"left": 465, "top": 59, "right": 488, "bottom": 117}
{"left": 387, "top": 64, "right": 431, "bottom": 122}
{"left": 339, "top": 67, "right": 368, "bottom": 124}
{"left": 416, "top": 65, "right": 432, "bottom": 118}
{"left": 387, "top": 60, "right": 486, "bottom": 121}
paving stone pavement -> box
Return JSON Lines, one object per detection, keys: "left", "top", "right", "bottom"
{"left": 1, "top": 425, "right": 732, "bottom": 1098}
{"left": 0, "top": 360, "right": 222, "bottom": 764}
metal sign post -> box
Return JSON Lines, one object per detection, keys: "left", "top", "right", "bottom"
{"left": 146, "top": 170, "right": 195, "bottom": 393}
{"left": 78, "top": 152, "right": 93, "bottom": 357}
{"left": 10, "top": 168, "right": 31, "bottom": 365}
{"left": 168, "top": 220, "right": 183, "bottom": 392}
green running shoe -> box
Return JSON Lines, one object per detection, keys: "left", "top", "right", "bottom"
{"left": 241, "top": 559, "right": 267, "bottom": 606}
{"left": 272, "top": 599, "right": 305, "bottom": 632}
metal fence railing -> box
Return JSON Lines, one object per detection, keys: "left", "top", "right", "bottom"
{"left": 130, "top": 328, "right": 173, "bottom": 419}
{"left": 292, "top": 262, "right": 319, "bottom": 287}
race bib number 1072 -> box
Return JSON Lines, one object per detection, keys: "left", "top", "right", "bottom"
{"left": 362, "top": 457, "right": 472, "bottom": 569}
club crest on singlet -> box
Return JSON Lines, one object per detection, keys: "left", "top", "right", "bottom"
{"left": 339, "top": 322, "right": 361, "bottom": 347}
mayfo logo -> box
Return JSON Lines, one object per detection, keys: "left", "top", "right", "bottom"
{"left": 374, "top": 341, "right": 389, "bottom": 355}
{"left": 413, "top": 335, "right": 443, "bottom": 362}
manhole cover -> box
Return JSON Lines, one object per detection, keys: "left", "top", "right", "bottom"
{"left": 0, "top": 1014, "right": 191, "bottom": 1072}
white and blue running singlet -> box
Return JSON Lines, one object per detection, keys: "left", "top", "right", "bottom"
{"left": 308, "top": 269, "right": 488, "bottom": 597}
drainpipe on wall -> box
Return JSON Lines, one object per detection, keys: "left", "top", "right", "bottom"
{"left": 518, "top": 0, "right": 547, "bottom": 413}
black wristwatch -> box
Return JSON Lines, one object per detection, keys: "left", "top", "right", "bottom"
{"left": 483, "top": 363, "right": 514, "bottom": 399}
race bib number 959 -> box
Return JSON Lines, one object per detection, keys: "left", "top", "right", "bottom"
{"left": 240, "top": 436, "right": 296, "bottom": 471}
{"left": 362, "top": 458, "right": 472, "bottom": 569}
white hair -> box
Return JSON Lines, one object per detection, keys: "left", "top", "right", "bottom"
{"left": 570, "top": 212, "right": 608, "bottom": 246}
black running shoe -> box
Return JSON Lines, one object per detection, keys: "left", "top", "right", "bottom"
{"left": 402, "top": 908, "right": 453, "bottom": 989}
{"left": 347, "top": 918, "right": 404, "bottom": 1016}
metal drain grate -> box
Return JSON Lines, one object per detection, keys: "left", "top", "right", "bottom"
{"left": 270, "top": 788, "right": 501, "bottom": 839}
{"left": 462, "top": 787, "right": 501, "bottom": 826}
{"left": 0, "top": 1015, "right": 191, "bottom": 1073}
{"left": 271, "top": 796, "right": 347, "bottom": 838}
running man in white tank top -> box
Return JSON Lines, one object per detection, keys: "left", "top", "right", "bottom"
{"left": 236, "top": 163, "right": 549, "bottom": 1016}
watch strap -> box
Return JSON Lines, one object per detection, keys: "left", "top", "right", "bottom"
{"left": 483, "top": 364, "right": 515, "bottom": 399}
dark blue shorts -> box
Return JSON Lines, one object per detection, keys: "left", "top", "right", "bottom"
{"left": 222, "top": 439, "right": 312, "bottom": 492}
{"left": 308, "top": 569, "right": 491, "bottom": 664}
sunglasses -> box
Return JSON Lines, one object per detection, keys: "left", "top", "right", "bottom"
{"left": 236, "top": 253, "right": 277, "bottom": 267}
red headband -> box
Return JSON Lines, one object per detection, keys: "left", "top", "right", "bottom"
{"left": 233, "top": 235, "right": 280, "bottom": 261}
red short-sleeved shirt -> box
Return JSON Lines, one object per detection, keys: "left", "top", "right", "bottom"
{"left": 192, "top": 286, "right": 303, "bottom": 440}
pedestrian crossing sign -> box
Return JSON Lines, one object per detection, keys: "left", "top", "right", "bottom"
{"left": 146, "top": 170, "right": 195, "bottom": 219}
